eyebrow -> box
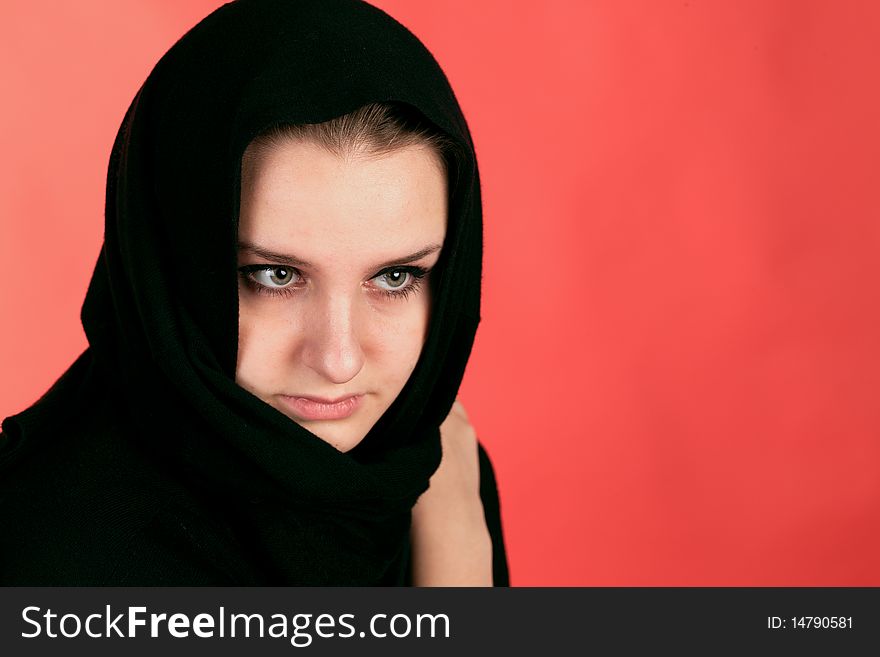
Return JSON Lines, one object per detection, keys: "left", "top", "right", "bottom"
{"left": 237, "top": 241, "right": 443, "bottom": 270}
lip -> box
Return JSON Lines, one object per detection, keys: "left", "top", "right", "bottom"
{"left": 278, "top": 394, "right": 363, "bottom": 421}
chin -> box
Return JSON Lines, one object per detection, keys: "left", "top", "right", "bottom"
{"left": 292, "top": 418, "right": 366, "bottom": 453}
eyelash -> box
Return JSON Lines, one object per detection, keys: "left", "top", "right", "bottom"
{"left": 237, "top": 264, "right": 430, "bottom": 301}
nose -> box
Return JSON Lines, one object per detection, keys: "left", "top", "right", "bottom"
{"left": 301, "top": 293, "right": 365, "bottom": 385}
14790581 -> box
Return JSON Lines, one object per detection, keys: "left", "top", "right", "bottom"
{"left": 767, "top": 616, "right": 853, "bottom": 630}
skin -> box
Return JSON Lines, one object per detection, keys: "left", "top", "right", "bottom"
{"left": 236, "top": 138, "right": 492, "bottom": 585}
{"left": 411, "top": 400, "right": 493, "bottom": 586}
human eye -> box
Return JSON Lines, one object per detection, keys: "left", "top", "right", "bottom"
{"left": 372, "top": 266, "right": 430, "bottom": 301}
{"left": 238, "top": 264, "right": 302, "bottom": 297}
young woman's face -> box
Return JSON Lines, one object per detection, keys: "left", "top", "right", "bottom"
{"left": 236, "top": 139, "right": 447, "bottom": 452}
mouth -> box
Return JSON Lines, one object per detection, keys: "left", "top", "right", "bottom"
{"left": 277, "top": 394, "right": 364, "bottom": 421}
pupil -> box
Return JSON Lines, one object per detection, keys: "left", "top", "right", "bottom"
{"left": 388, "top": 271, "right": 404, "bottom": 287}
{"left": 272, "top": 267, "right": 289, "bottom": 283}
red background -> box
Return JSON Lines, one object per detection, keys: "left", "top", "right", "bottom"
{"left": 2, "top": 1, "right": 879, "bottom": 585}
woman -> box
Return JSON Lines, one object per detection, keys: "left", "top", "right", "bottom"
{"left": 0, "top": 0, "right": 508, "bottom": 585}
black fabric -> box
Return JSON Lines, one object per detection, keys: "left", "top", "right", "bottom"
{"left": 0, "top": 0, "right": 507, "bottom": 585}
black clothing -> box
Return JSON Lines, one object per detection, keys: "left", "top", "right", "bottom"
{"left": 0, "top": 0, "right": 507, "bottom": 585}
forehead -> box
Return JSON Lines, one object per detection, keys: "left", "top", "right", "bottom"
{"left": 238, "top": 140, "right": 447, "bottom": 267}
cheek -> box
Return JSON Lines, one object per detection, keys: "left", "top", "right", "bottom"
{"left": 235, "top": 295, "right": 295, "bottom": 388}
{"left": 235, "top": 302, "right": 260, "bottom": 388}
{"left": 375, "top": 297, "right": 431, "bottom": 382}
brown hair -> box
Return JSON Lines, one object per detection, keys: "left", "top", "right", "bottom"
{"left": 242, "top": 101, "right": 459, "bottom": 177}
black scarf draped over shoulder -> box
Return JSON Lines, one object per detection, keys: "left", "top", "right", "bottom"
{"left": 0, "top": 0, "right": 508, "bottom": 586}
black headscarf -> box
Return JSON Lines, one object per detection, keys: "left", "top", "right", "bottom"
{"left": 0, "top": 0, "right": 507, "bottom": 585}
